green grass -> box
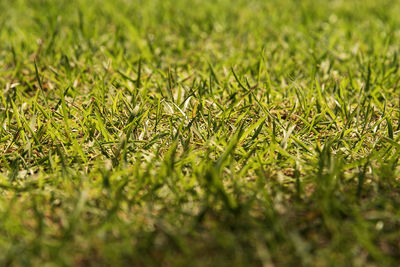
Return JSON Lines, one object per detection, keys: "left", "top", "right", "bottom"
{"left": 1, "top": 0, "right": 400, "bottom": 265}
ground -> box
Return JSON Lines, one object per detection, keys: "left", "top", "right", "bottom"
{"left": 1, "top": 0, "right": 400, "bottom": 266}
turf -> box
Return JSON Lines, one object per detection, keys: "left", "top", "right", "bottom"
{"left": 1, "top": 0, "right": 400, "bottom": 265}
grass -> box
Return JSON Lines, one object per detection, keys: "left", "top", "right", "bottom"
{"left": 1, "top": 0, "right": 400, "bottom": 265}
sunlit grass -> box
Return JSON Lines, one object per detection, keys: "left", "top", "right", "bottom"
{"left": 1, "top": 0, "right": 400, "bottom": 265}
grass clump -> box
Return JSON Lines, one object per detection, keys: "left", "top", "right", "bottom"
{"left": 1, "top": 0, "right": 400, "bottom": 265}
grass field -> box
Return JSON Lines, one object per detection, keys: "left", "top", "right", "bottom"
{"left": 1, "top": 0, "right": 400, "bottom": 265}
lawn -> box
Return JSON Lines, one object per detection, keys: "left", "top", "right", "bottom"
{"left": 1, "top": 0, "right": 400, "bottom": 265}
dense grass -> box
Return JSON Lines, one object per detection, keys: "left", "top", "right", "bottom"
{"left": 1, "top": 0, "right": 400, "bottom": 265}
